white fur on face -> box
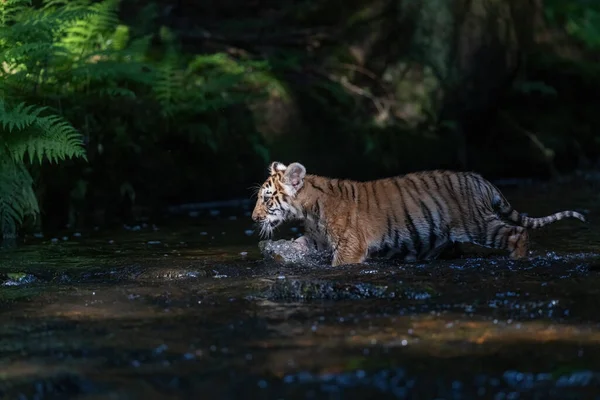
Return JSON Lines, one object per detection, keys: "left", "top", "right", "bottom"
{"left": 256, "top": 161, "right": 307, "bottom": 238}
{"left": 269, "top": 162, "right": 287, "bottom": 175}
{"left": 256, "top": 186, "right": 301, "bottom": 239}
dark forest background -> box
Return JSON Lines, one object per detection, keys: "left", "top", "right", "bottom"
{"left": 1, "top": 0, "right": 599, "bottom": 237}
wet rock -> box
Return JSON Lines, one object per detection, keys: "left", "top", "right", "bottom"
{"left": 129, "top": 267, "right": 213, "bottom": 281}
{"left": 1, "top": 273, "right": 38, "bottom": 286}
{"left": 266, "top": 278, "right": 435, "bottom": 301}
{"left": 267, "top": 279, "right": 388, "bottom": 300}
{"left": 258, "top": 239, "right": 329, "bottom": 266}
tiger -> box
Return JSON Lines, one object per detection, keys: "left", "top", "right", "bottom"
{"left": 251, "top": 161, "right": 586, "bottom": 267}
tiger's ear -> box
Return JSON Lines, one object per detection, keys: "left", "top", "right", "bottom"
{"left": 282, "top": 162, "right": 306, "bottom": 194}
{"left": 269, "top": 161, "right": 287, "bottom": 175}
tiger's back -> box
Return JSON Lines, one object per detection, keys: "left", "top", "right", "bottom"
{"left": 251, "top": 162, "right": 586, "bottom": 266}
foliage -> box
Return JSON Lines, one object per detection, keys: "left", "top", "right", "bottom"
{"left": 545, "top": 0, "right": 600, "bottom": 50}
{"left": 0, "top": 0, "right": 283, "bottom": 237}
{"left": 0, "top": 0, "right": 88, "bottom": 237}
{"left": 2, "top": 0, "right": 598, "bottom": 236}
{"left": 152, "top": 26, "right": 283, "bottom": 151}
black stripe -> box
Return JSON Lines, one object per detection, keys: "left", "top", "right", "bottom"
{"left": 398, "top": 240, "right": 409, "bottom": 259}
{"left": 462, "top": 175, "right": 485, "bottom": 238}
{"left": 380, "top": 181, "right": 395, "bottom": 249}
{"left": 371, "top": 182, "right": 381, "bottom": 209}
{"left": 457, "top": 174, "right": 476, "bottom": 241}
{"left": 350, "top": 184, "right": 356, "bottom": 201}
{"left": 391, "top": 178, "right": 421, "bottom": 255}
{"left": 420, "top": 200, "right": 436, "bottom": 253}
{"left": 389, "top": 199, "right": 401, "bottom": 250}
{"left": 386, "top": 213, "right": 394, "bottom": 245}
{"left": 402, "top": 198, "right": 422, "bottom": 257}
{"left": 423, "top": 188, "right": 445, "bottom": 218}
{"left": 431, "top": 174, "right": 442, "bottom": 191}
{"left": 393, "top": 227, "right": 401, "bottom": 249}
{"left": 337, "top": 180, "right": 345, "bottom": 198}
{"left": 442, "top": 174, "right": 472, "bottom": 241}
{"left": 420, "top": 175, "right": 432, "bottom": 191}
{"left": 471, "top": 202, "right": 488, "bottom": 243}
{"left": 312, "top": 183, "right": 326, "bottom": 193}
{"left": 401, "top": 187, "right": 424, "bottom": 253}
{"left": 391, "top": 178, "right": 404, "bottom": 198}
{"left": 413, "top": 176, "right": 447, "bottom": 236}
{"left": 488, "top": 223, "right": 504, "bottom": 247}
{"left": 405, "top": 176, "right": 423, "bottom": 196}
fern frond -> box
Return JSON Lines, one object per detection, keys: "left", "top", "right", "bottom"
{"left": 0, "top": 100, "right": 85, "bottom": 164}
{"left": 0, "top": 0, "right": 32, "bottom": 25}
{"left": 33, "top": 115, "right": 85, "bottom": 163}
{"left": 110, "top": 24, "right": 129, "bottom": 51}
{"left": 42, "top": 0, "right": 90, "bottom": 10}
{"left": 0, "top": 155, "right": 38, "bottom": 236}
{"left": 0, "top": 101, "right": 47, "bottom": 132}
{"left": 1, "top": 7, "right": 92, "bottom": 43}
{"left": 8, "top": 128, "right": 85, "bottom": 164}
{"left": 0, "top": 41, "right": 54, "bottom": 64}
{"left": 153, "top": 49, "right": 183, "bottom": 117}
{"left": 57, "top": 0, "right": 119, "bottom": 56}
{"left": 71, "top": 59, "right": 154, "bottom": 85}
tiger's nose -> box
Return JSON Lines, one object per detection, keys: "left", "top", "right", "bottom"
{"left": 251, "top": 211, "right": 261, "bottom": 222}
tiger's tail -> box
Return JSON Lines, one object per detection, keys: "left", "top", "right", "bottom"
{"left": 490, "top": 186, "right": 586, "bottom": 229}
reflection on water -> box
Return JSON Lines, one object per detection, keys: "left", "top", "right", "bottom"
{"left": 0, "top": 180, "right": 599, "bottom": 399}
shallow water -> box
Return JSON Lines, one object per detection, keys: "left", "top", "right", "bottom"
{"left": 1, "top": 180, "right": 600, "bottom": 399}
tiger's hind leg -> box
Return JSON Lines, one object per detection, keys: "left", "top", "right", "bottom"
{"left": 478, "top": 218, "right": 530, "bottom": 259}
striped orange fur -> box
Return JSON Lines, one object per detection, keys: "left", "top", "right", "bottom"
{"left": 251, "top": 162, "right": 586, "bottom": 266}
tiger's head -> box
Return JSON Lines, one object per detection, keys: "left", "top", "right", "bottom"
{"left": 251, "top": 161, "right": 307, "bottom": 238}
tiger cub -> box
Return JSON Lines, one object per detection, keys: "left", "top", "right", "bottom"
{"left": 251, "top": 161, "right": 586, "bottom": 267}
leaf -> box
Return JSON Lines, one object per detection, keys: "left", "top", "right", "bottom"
{"left": 0, "top": 155, "right": 39, "bottom": 235}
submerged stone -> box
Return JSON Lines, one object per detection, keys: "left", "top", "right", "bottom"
{"left": 2, "top": 272, "right": 38, "bottom": 286}
{"left": 267, "top": 278, "right": 393, "bottom": 300}
{"left": 258, "top": 239, "right": 329, "bottom": 266}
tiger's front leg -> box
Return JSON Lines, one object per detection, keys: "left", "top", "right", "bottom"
{"left": 331, "top": 235, "right": 368, "bottom": 267}
{"left": 301, "top": 222, "right": 330, "bottom": 252}
{"left": 332, "top": 244, "right": 368, "bottom": 266}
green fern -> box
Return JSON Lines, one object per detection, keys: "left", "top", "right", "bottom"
{"left": 0, "top": 0, "right": 92, "bottom": 237}
{"left": 53, "top": 0, "right": 119, "bottom": 57}
{"left": 153, "top": 28, "right": 283, "bottom": 119}
{"left": 0, "top": 0, "right": 282, "bottom": 237}
{"left": 0, "top": 0, "right": 32, "bottom": 26}
{"left": 0, "top": 155, "right": 38, "bottom": 237}
{"left": 0, "top": 100, "right": 85, "bottom": 162}
{"left": 153, "top": 50, "right": 183, "bottom": 117}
